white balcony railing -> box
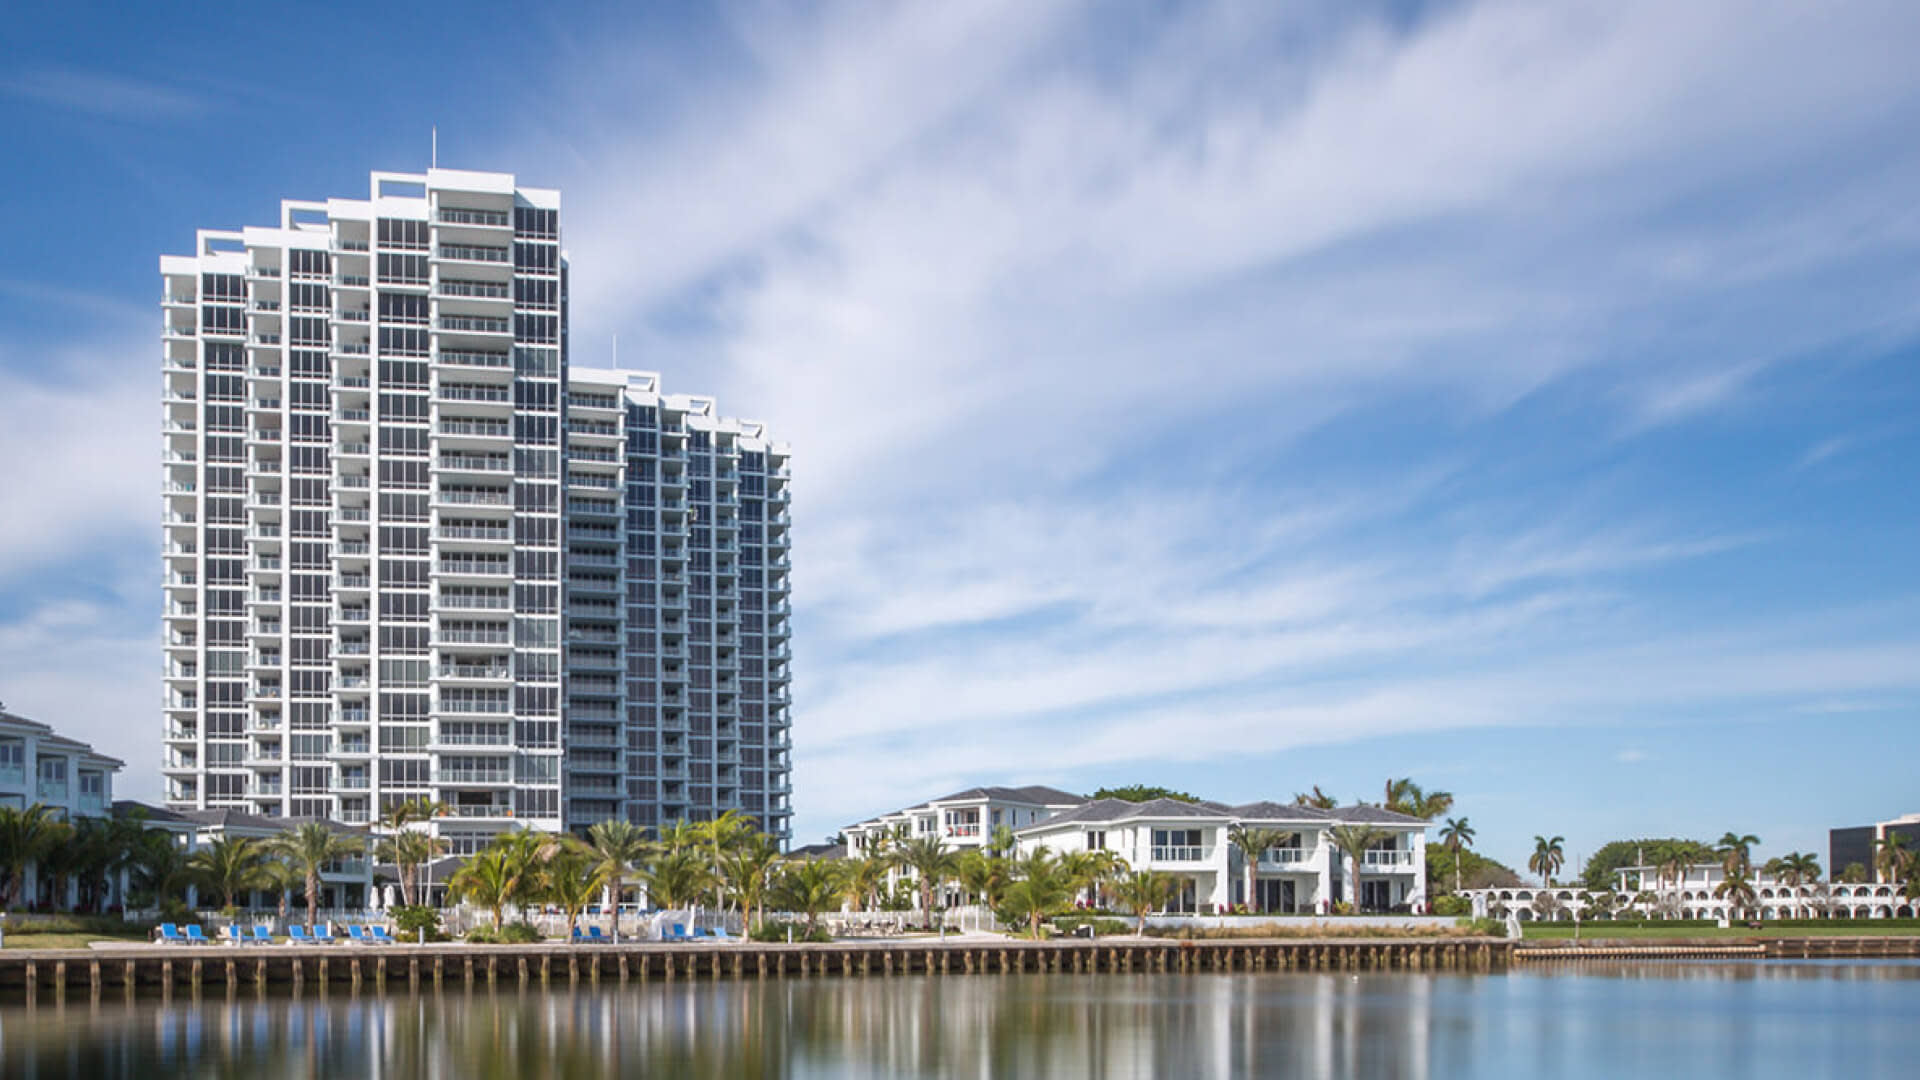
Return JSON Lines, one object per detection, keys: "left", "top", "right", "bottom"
{"left": 1150, "top": 846, "right": 1212, "bottom": 863}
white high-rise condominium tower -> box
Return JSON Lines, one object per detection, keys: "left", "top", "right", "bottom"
{"left": 160, "top": 168, "right": 793, "bottom": 849}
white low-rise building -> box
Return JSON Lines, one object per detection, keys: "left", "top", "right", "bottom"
{"left": 1017, "top": 798, "right": 1427, "bottom": 914}
{"left": 843, "top": 786, "right": 1430, "bottom": 915}
{"left": 1463, "top": 862, "right": 1917, "bottom": 922}
{"left": 0, "top": 706, "right": 124, "bottom": 909}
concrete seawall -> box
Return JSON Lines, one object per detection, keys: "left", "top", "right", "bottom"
{"left": 0, "top": 937, "right": 1509, "bottom": 998}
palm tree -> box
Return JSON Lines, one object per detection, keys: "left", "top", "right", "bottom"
{"left": 449, "top": 846, "right": 515, "bottom": 931}
{"left": 260, "top": 859, "right": 299, "bottom": 927}
{"left": 984, "top": 823, "right": 1018, "bottom": 858}
{"left": 1112, "top": 870, "right": 1176, "bottom": 936}
{"left": 374, "top": 829, "right": 447, "bottom": 907}
{"left": 267, "top": 822, "right": 366, "bottom": 928}
{"left": 1528, "top": 835, "right": 1566, "bottom": 886}
{"left": 379, "top": 798, "right": 445, "bottom": 832}
{"left": 0, "top": 803, "right": 61, "bottom": 909}
{"left": 129, "top": 830, "right": 193, "bottom": 914}
{"left": 772, "top": 858, "right": 845, "bottom": 935}
{"left": 697, "top": 810, "right": 757, "bottom": 909}
{"left": 641, "top": 846, "right": 713, "bottom": 910}
{"left": 188, "top": 835, "right": 270, "bottom": 911}
{"left": 1227, "top": 826, "right": 1293, "bottom": 913}
{"left": 584, "top": 819, "right": 653, "bottom": 938}
{"left": 1437, "top": 817, "right": 1476, "bottom": 894}
{"left": 541, "top": 847, "right": 605, "bottom": 938}
{"left": 1715, "top": 867, "right": 1758, "bottom": 920}
{"left": 719, "top": 832, "right": 782, "bottom": 932}
{"left": 894, "top": 835, "right": 962, "bottom": 925}
{"left": 954, "top": 850, "right": 1009, "bottom": 910}
{"left": 1873, "top": 833, "right": 1913, "bottom": 885}
{"left": 655, "top": 818, "right": 705, "bottom": 858}
{"left": 1066, "top": 849, "right": 1127, "bottom": 909}
{"left": 1293, "top": 787, "right": 1337, "bottom": 810}
{"left": 1000, "top": 847, "right": 1075, "bottom": 939}
{"left": 1716, "top": 832, "right": 1761, "bottom": 876}
{"left": 1326, "top": 824, "right": 1386, "bottom": 910}
{"left": 1784, "top": 851, "right": 1823, "bottom": 886}
{"left": 844, "top": 855, "right": 893, "bottom": 912}
{"left": 1383, "top": 779, "right": 1455, "bottom": 821}
{"left": 31, "top": 818, "right": 78, "bottom": 911}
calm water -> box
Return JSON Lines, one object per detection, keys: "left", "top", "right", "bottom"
{"left": 2, "top": 961, "right": 1916, "bottom": 1078}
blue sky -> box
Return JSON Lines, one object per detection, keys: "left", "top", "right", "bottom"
{"left": 4, "top": 0, "right": 1919, "bottom": 876}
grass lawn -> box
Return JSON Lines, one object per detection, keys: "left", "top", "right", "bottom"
{"left": 2, "top": 931, "right": 151, "bottom": 950}
{"left": 1524, "top": 924, "right": 1920, "bottom": 941}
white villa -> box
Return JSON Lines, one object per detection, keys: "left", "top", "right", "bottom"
{"left": 122, "top": 802, "right": 377, "bottom": 914}
{"left": 0, "top": 705, "right": 124, "bottom": 909}
{"left": 1464, "top": 861, "right": 1916, "bottom": 922}
{"left": 843, "top": 787, "right": 1430, "bottom": 915}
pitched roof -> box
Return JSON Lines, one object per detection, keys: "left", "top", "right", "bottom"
{"left": 915, "top": 784, "right": 1085, "bottom": 809}
{"left": 113, "top": 799, "right": 195, "bottom": 825}
{"left": 1024, "top": 797, "right": 1232, "bottom": 829}
{"left": 1329, "top": 804, "right": 1428, "bottom": 826}
{"left": 788, "top": 841, "right": 847, "bottom": 860}
{"left": 1228, "top": 800, "right": 1337, "bottom": 822}
{"left": 169, "top": 809, "right": 369, "bottom": 835}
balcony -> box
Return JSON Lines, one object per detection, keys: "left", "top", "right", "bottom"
{"left": 439, "top": 208, "right": 511, "bottom": 227}
{"left": 438, "top": 244, "right": 510, "bottom": 264}
{"left": 1150, "top": 846, "right": 1213, "bottom": 864}
{"left": 1259, "top": 848, "right": 1314, "bottom": 867}
{"left": 439, "top": 316, "right": 510, "bottom": 335}
{"left": 439, "top": 454, "right": 511, "bottom": 473}
{"left": 436, "top": 769, "right": 513, "bottom": 785}
{"left": 438, "top": 663, "right": 511, "bottom": 680}
{"left": 1361, "top": 849, "right": 1415, "bottom": 869}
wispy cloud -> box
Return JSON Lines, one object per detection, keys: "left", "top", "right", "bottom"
{"left": 1, "top": 67, "right": 213, "bottom": 122}
{"left": 505, "top": 0, "right": 1920, "bottom": 839}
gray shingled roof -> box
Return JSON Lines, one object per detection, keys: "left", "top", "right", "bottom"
{"left": 168, "top": 809, "right": 368, "bottom": 834}
{"left": 1329, "top": 804, "right": 1428, "bottom": 826}
{"left": 1229, "top": 800, "right": 1337, "bottom": 822}
{"left": 893, "top": 784, "right": 1085, "bottom": 814}
{"left": 1024, "top": 797, "right": 1233, "bottom": 828}
{"left": 113, "top": 799, "right": 195, "bottom": 825}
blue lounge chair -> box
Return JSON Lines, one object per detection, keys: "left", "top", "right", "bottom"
{"left": 587, "top": 926, "right": 610, "bottom": 944}
{"left": 223, "top": 925, "right": 245, "bottom": 945}
{"left": 158, "top": 923, "right": 186, "bottom": 945}
{"left": 287, "top": 925, "right": 313, "bottom": 944}
{"left": 313, "top": 924, "right": 337, "bottom": 944}
{"left": 571, "top": 926, "right": 585, "bottom": 944}
{"left": 251, "top": 926, "right": 274, "bottom": 945}
{"left": 185, "top": 925, "right": 211, "bottom": 945}
{"left": 669, "top": 923, "right": 692, "bottom": 942}
{"left": 347, "top": 925, "right": 369, "bottom": 944}
{"left": 711, "top": 927, "right": 734, "bottom": 942}
{"left": 368, "top": 925, "right": 397, "bottom": 944}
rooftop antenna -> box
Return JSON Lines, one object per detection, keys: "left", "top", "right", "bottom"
{"left": 431, "top": 125, "right": 438, "bottom": 169}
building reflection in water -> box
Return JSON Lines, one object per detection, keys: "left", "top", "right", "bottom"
{"left": 1, "top": 961, "right": 1914, "bottom": 1078}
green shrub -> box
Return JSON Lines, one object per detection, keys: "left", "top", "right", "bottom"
{"left": 1459, "top": 917, "right": 1507, "bottom": 938}
{"left": 389, "top": 905, "right": 448, "bottom": 943}
{"left": 1431, "top": 895, "right": 1472, "bottom": 917}
{"left": 1051, "top": 915, "right": 1131, "bottom": 936}
{"left": 749, "top": 920, "right": 831, "bottom": 943}
{"left": 466, "top": 922, "right": 543, "bottom": 944}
